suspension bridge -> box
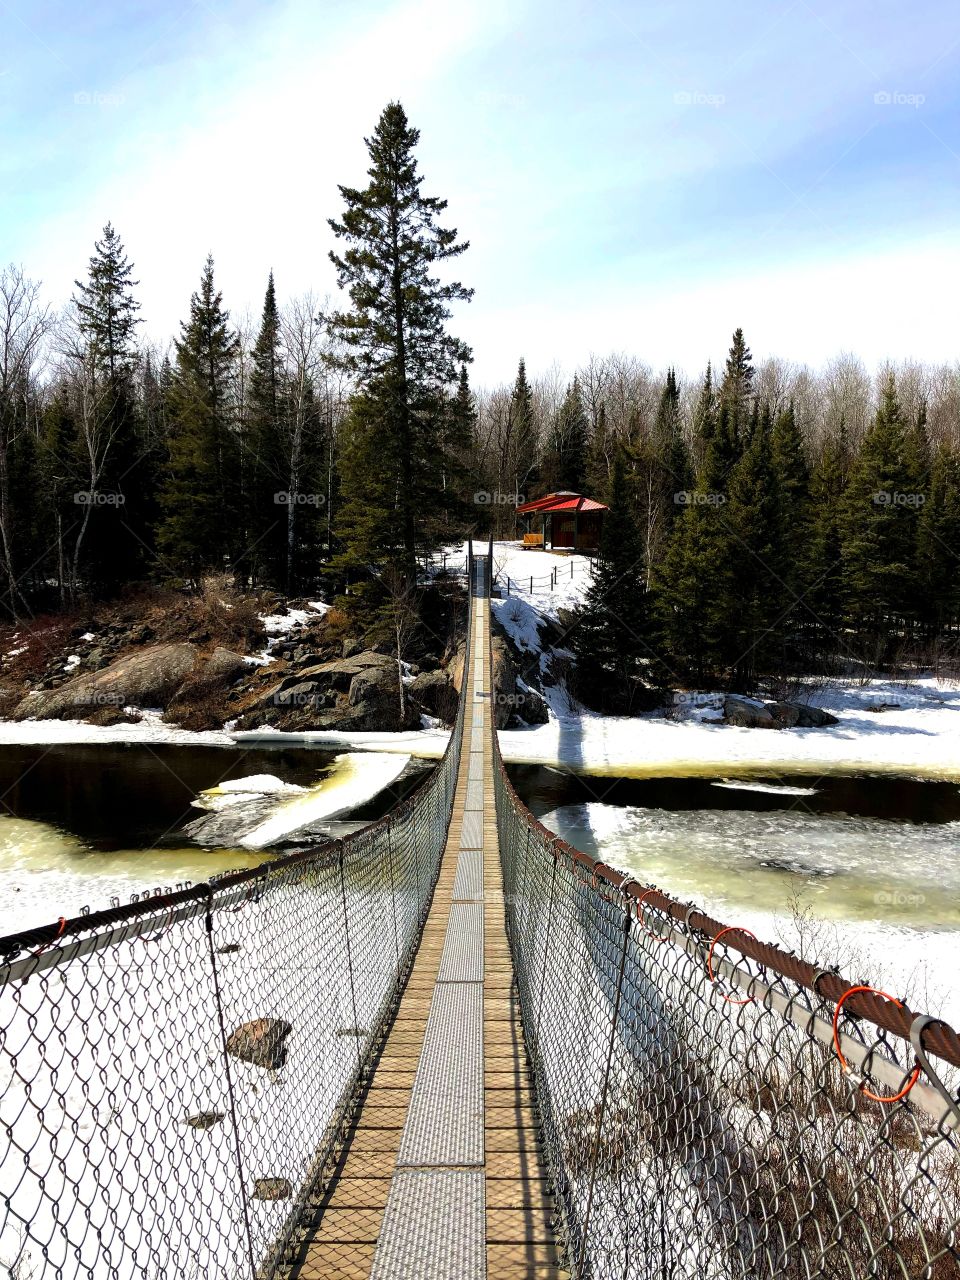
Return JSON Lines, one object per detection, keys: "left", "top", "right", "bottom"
{"left": 0, "top": 542, "right": 958, "bottom": 1280}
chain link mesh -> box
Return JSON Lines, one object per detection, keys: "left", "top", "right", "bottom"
{"left": 494, "top": 750, "right": 960, "bottom": 1280}
{"left": 0, "top": 580, "right": 472, "bottom": 1280}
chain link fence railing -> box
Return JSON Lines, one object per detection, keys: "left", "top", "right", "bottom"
{"left": 0, "top": 557, "right": 474, "bottom": 1280}
{"left": 494, "top": 740, "right": 960, "bottom": 1279}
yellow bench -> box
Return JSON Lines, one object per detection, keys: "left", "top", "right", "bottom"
{"left": 522, "top": 532, "right": 544, "bottom": 549}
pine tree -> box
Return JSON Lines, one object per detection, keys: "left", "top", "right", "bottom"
{"left": 726, "top": 402, "right": 785, "bottom": 683}
{"left": 719, "top": 327, "right": 754, "bottom": 447}
{"left": 327, "top": 101, "right": 472, "bottom": 584}
{"left": 586, "top": 403, "right": 612, "bottom": 499}
{"left": 246, "top": 271, "right": 287, "bottom": 586}
{"left": 915, "top": 444, "right": 960, "bottom": 639}
{"left": 541, "top": 376, "right": 588, "bottom": 495}
{"left": 771, "top": 400, "right": 810, "bottom": 593}
{"left": 570, "top": 449, "right": 648, "bottom": 709}
{"left": 506, "top": 357, "right": 537, "bottom": 502}
{"left": 158, "top": 255, "right": 241, "bottom": 583}
{"left": 70, "top": 222, "right": 144, "bottom": 593}
{"left": 841, "top": 373, "right": 920, "bottom": 649}
{"left": 803, "top": 421, "right": 850, "bottom": 660}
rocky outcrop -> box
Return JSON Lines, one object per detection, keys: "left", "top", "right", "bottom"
{"left": 225, "top": 1018, "right": 292, "bottom": 1070}
{"left": 724, "top": 695, "right": 776, "bottom": 729}
{"left": 237, "top": 649, "right": 421, "bottom": 733}
{"left": 409, "top": 669, "right": 458, "bottom": 723}
{"left": 723, "top": 694, "right": 838, "bottom": 730}
{"left": 15, "top": 643, "right": 199, "bottom": 720}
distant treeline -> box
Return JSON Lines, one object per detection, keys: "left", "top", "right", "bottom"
{"left": 1, "top": 101, "right": 958, "bottom": 696}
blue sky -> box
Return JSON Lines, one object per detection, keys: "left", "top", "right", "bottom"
{"left": 1, "top": 0, "right": 958, "bottom": 382}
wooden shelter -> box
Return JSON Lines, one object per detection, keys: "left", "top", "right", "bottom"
{"left": 515, "top": 491, "right": 608, "bottom": 552}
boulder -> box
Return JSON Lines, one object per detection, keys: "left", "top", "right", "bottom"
{"left": 492, "top": 635, "right": 518, "bottom": 729}
{"left": 791, "top": 702, "right": 839, "bottom": 728}
{"left": 409, "top": 670, "right": 459, "bottom": 723}
{"left": 198, "top": 647, "right": 247, "bottom": 687}
{"left": 342, "top": 638, "right": 364, "bottom": 659}
{"left": 724, "top": 695, "right": 776, "bottom": 729}
{"left": 276, "top": 650, "right": 393, "bottom": 696}
{"left": 767, "top": 701, "right": 801, "bottom": 729}
{"left": 184, "top": 1111, "right": 225, "bottom": 1131}
{"left": 15, "top": 643, "right": 199, "bottom": 721}
{"left": 225, "top": 1018, "right": 292, "bottom": 1070}
{"left": 516, "top": 684, "right": 550, "bottom": 725}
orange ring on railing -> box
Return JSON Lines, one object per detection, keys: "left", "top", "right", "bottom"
{"left": 633, "top": 889, "right": 668, "bottom": 944}
{"left": 707, "top": 926, "right": 758, "bottom": 1005}
{"left": 31, "top": 916, "right": 66, "bottom": 958}
{"left": 831, "top": 985, "right": 922, "bottom": 1104}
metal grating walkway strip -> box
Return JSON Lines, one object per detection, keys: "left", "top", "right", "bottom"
{"left": 369, "top": 1170, "right": 486, "bottom": 1280}
{"left": 437, "top": 902, "right": 483, "bottom": 982}
{"left": 452, "top": 848, "right": 483, "bottom": 901}
{"left": 397, "top": 983, "right": 483, "bottom": 1166}
{"left": 460, "top": 811, "right": 483, "bottom": 849}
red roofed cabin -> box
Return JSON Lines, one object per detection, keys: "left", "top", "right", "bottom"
{"left": 514, "top": 491, "right": 608, "bottom": 553}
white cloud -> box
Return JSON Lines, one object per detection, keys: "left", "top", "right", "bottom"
{"left": 462, "top": 235, "right": 960, "bottom": 383}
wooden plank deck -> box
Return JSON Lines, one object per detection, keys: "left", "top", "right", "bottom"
{"left": 290, "top": 562, "right": 566, "bottom": 1279}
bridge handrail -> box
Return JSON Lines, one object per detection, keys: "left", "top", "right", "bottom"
{"left": 489, "top": 628, "right": 960, "bottom": 1277}
{"left": 0, "top": 545, "right": 476, "bottom": 1280}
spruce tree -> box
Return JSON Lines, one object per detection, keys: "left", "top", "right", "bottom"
{"left": 70, "top": 222, "right": 144, "bottom": 593}
{"left": 571, "top": 449, "right": 648, "bottom": 709}
{"left": 719, "top": 327, "right": 754, "bottom": 447}
{"left": 541, "top": 376, "right": 588, "bottom": 494}
{"left": 804, "top": 422, "right": 850, "bottom": 661}
{"left": 841, "top": 373, "right": 920, "bottom": 650}
{"left": 158, "top": 255, "right": 241, "bottom": 583}
{"left": 915, "top": 444, "right": 960, "bottom": 639}
{"left": 726, "top": 402, "right": 785, "bottom": 683}
{"left": 246, "top": 271, "right": 287, "bottom": 586}
{"left": 771, "top": 400, "right": 810, "bottom": 594}
{"left": 327, "top": 101, "right": 472, "bottom": 585}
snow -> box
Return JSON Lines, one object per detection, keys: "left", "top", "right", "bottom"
{"left": 192, "top": 774, "right": 307, "bottom": 812}
{"left": 238, "top": 751, "right": 411, "bottom": 848}
{"left": 63, "top": 653, "right": 80, "bottom": 671}
{"left": 711, "top": 780, "right": 819, "bottom": 795}
{"left": 0, "top": 711, "right": 236, "bottom": 748}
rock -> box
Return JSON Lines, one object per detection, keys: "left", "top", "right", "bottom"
{"left": 184, "top": 1111, "right": 225, "bottom": 1131}
{"left": 14, "top": 643, "right": 199, "bottom": 721}
{"left": 767, "top": 701, "right": 801, "bottom": 729}
{"left": 277, "top": 651, "right": 393, "bottom": 696}
{"left": 409, "top": 670, "right": 459, "bottom": 723}
{"left": 252, "top": 1178, "right": 292, "bottom": 1201}
{"left": 342, "top": 638, "right": 363, "bottom": 659}
{"left": 200, "top": 647, "right": 247, "bottom": 686}
{"left": 724, "top": 695, "right": 776, "bottom": 729}
{"left": 492, "top": 635, "right": 518, "bottom": 729}
{"left": 225, "top": 1018, "right": 292, "bottom": 1070}
{"left": 791, "top": 702, "right": 839, "bottom": 727}
{"left": 516, "top": 684, "right": 550, "bottom": 725}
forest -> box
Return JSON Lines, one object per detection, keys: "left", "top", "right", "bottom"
{"left": 1, "top": 101, "right": 958, "bottom": 706}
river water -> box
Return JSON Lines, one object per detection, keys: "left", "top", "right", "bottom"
{"left": 510, "top": 764, "right": 960, "bottom": 1022}
{"left": 0, "top": 744, "right": 957, "bottom": 1018}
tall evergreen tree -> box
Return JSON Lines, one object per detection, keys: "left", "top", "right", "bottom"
{"left": 571, "top": 449, "right": 648, "bottom": 709}
{"left": 726, "top": 402, "right": 785, "bottom": 683}
{"left": 803, "top": 421, "right": 850, "bottom": 658}
{"left": 841, "top": 373, "right": 920, "bottom": 649}
{"left": 771, "top": 400, "right": 810, "bottom": 593}
{"left": 70, "top": 223, "right": 144, "bottom": 593}
{"left": 327, "top": 101, "right": 472, "bottom": 587}
{"left": 541, "top": 376, "right": 588, "bottom": 494}
{"left": 915, "top": 444, "right": 960, "bottom": 639}
{"left": 719, "top": 327, "right": 754, "bottom": 447}
{"left": 246, "top": 271, "right": 287, "bottom": 585}
{"left": 158, "top": 255, "right": 241, "bottom": 583}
